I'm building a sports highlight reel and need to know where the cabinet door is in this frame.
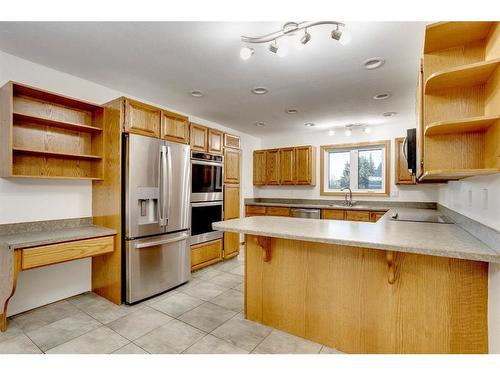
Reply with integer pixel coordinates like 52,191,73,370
224,148,240,184
279,148,295,185
395,137,415,185
321,209,345,220
161,110,189,144
191,239,222,271
265,149,280,185
344,210,371,222
190,123,208,152
224,133,241,149
208,128,223,155
370,211,387,222
253,150,266,185
246,205,266,216
295,146,315,185
123,98,161,138
223,232,240,259
224,185,240,220
266,206,290,217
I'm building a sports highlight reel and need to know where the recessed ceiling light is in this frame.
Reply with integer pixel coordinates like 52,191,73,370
328,130,335,136
383,111,397,117
251,87,269,95
240,46,254,60
363,126,372,134
363,57,385,70
373,92,392,100
304,123,315,127
254,121,266,127
285,109,298,114
190,90,204,98
345,129,352,136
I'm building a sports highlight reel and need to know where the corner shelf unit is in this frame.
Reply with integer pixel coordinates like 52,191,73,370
0,82,105,180
419,22,500,182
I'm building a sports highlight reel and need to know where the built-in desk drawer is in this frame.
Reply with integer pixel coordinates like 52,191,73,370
21,236,115,270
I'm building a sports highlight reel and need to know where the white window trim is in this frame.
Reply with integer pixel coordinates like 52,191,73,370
320,140,390,197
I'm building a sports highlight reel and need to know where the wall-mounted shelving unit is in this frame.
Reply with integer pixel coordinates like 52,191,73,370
0,81,105,180
419,22,500,182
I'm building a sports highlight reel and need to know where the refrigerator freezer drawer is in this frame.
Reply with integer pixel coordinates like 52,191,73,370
125,231,191,303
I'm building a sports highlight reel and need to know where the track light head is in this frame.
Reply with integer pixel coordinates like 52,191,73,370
269,40,279,54
331,26,342,41
240,46,254,60
300,29,311,45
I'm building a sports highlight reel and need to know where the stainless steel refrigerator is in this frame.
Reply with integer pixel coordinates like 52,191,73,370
123,133,191,303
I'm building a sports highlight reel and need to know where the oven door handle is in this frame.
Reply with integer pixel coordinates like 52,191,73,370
191,201,223,208
191,159,223,167
136,232,189,249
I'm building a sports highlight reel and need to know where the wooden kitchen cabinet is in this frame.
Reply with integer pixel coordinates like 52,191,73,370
161,110,189,144
253,150,266,185
295,146,315,185
279,148,295,184
208,128,224,154
123,98,161,138
344,210,371,222
224,148,240,184
190,123,208,152
321,209,345,220
265,149,280,185
266,206,291,217
224,133,241,149
370,211,386,222
224,185,240,220
245,205,266,216
395,137,415,185
191,239,223,271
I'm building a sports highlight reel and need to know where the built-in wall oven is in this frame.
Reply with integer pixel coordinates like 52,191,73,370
190,152,224,245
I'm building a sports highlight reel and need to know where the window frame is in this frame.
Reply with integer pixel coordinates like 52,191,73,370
320,140,391,197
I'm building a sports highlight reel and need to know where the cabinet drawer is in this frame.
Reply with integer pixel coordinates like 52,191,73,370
344,210,371,222
321,209,345,220
191,239,222,270
266,206,291,217
370,211,387,222
246,205,267,215
22,236,114,270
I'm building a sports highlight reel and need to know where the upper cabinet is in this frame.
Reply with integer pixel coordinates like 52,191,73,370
0,81,105,180
253,150,266,185
161,110,189,144
418,22,500,181
395,137,415,185
224,148,240,184
253,146,316,186
190,123,208,152
265,149,280,185
208,128,223,155
123,98,161,138
224,133,241,149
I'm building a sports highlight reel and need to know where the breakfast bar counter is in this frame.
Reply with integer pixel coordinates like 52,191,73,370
213,210,495,353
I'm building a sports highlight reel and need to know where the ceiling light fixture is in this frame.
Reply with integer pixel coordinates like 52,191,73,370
363,57,385,70
190,90,204,98
363,126,372,134
251,87,269,95
240,46,254,60
285,109,298,114
328,130,336,136
300,29,311,45
345,128,352,136
373,92,392,100
240,21,350,58
254,121,266,127
304,123,315,127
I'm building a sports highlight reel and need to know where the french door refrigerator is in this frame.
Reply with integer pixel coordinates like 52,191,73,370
123,133,191,303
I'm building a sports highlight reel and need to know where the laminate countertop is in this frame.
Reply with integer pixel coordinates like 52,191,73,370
213,208,500,263
0,218,116,251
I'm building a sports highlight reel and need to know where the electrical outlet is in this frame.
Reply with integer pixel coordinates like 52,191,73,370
481,188,488,210
468,189,473,208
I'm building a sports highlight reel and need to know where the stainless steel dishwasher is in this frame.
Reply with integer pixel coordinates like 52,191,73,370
290,208,321,219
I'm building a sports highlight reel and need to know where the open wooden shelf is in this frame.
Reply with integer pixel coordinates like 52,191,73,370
425,59,500,94
8,174,104,181
13,147,102,160
13,113,102,133
424,22,494,54
419,168,500,181
425,115,500,136
1,81,105,180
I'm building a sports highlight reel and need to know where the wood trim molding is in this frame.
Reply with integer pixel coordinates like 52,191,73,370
320,139,391,197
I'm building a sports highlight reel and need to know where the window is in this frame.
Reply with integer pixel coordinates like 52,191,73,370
320,141,390,196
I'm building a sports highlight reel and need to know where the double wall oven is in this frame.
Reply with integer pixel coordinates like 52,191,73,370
190,152,224,245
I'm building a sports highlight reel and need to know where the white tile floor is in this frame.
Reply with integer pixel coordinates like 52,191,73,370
0,246,343,354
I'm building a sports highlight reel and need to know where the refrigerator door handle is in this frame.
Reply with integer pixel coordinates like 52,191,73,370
159,145,168,228
165,144,173,226
135,232,189,249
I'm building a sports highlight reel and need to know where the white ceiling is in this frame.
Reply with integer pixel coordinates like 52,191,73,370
0,22,425,135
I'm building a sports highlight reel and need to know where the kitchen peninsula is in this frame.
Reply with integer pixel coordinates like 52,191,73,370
213,208,497,353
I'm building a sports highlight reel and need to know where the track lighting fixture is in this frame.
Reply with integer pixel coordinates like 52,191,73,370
240,21,350,58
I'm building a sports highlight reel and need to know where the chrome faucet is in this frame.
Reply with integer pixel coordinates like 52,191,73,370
341,187,353,207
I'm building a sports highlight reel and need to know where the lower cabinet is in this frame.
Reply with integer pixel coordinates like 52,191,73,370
224,232,240,259
370,211,386,222
321,209,345,220
191,239,222,271
344,210,371,222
